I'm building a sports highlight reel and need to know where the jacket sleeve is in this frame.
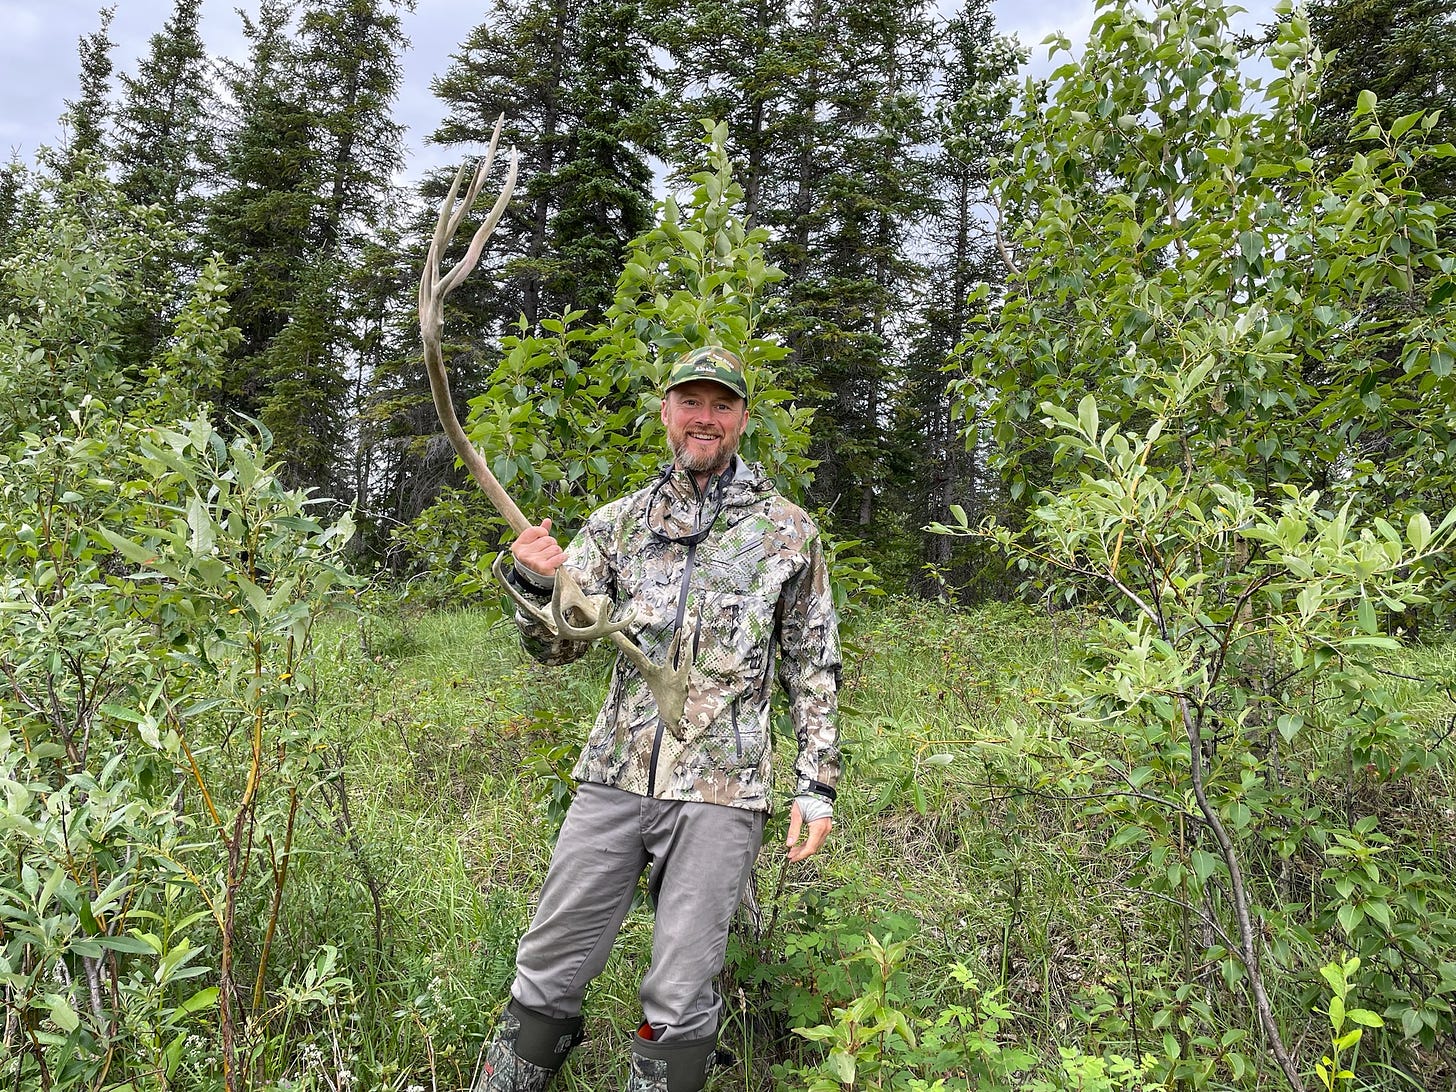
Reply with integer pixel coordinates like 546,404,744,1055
776,528,842,796
507,507,619,666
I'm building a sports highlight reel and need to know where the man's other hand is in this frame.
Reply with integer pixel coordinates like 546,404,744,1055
786,799,832,862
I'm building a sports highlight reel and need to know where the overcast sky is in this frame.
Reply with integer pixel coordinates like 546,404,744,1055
1,1,1274,179
0,0,1103,175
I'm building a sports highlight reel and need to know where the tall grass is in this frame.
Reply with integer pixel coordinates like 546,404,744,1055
270,597,1456,1090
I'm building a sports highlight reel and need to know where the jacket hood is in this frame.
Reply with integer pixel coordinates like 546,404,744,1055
657,456,773,503
647,456,776,539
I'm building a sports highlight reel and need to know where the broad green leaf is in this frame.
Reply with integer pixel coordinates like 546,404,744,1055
38,864,65,915
1390,110,1424,141
1337,903,1364,934
1108,825,1146,850
1276,714,1303,742
97,934,160,955
180,986,220,1015
1365,899,1392,929
98,528,160,566
1408,511,1432,552
1077,394,1099,439
1190,849,1219,884
47,994,80,1033
185,494,216,555
1357,598,1377,634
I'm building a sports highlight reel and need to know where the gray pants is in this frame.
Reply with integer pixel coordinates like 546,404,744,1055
510,783,766,1042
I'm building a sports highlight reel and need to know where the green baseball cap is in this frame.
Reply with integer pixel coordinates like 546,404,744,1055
664,346,748,400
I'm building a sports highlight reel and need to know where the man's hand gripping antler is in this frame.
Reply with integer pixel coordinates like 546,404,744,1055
418,117,692,736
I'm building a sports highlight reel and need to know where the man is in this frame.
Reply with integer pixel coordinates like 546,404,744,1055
475,345,841,1092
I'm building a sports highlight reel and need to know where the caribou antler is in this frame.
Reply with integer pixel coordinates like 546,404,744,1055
419,115,692,737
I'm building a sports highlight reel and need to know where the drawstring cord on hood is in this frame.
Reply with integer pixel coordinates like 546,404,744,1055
646,459,736,546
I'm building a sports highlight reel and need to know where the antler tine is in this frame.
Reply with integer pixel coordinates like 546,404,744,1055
456,113,505,215
419,137,529,533
426,163,469,267
439,152,518,298
423,118,510,302
551,586,634,641
429,116,503,258
491,553,629,637
552,567,693,734
559,607,693,738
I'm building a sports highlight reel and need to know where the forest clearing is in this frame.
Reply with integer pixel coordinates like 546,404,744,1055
6,0,1456,1088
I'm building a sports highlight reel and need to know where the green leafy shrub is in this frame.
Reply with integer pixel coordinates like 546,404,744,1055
1,411,359,1089
1,166,358,1091
948,0,1456,1084
787,935,1037,1090
402,122,881,610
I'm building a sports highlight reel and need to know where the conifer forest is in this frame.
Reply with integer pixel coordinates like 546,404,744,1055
5,0,1456,1089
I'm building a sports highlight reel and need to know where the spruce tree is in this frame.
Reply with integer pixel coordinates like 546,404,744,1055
368,0,657,542
58,6,117,179
0,159,27,254
902,3,1023,596
426,0,655,328
208,0,408,499
206,0,317,420
650,0,795,220
768,0,940,562
344,225,416,547
546,0,655,320
113,0,215,240
279,0,409,498
427,0,577,332
653,0,953,581
298,0,408,253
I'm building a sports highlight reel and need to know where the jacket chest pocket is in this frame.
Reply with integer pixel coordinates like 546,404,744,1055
702,540,770,596
619,540,683,606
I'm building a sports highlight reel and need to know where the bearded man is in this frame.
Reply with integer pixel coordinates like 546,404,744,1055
474,345,841,1092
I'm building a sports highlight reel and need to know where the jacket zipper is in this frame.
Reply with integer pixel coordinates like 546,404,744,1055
649,474,714,797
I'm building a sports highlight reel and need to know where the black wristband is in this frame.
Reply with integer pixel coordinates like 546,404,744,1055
798,778,837,802
512,559,556,592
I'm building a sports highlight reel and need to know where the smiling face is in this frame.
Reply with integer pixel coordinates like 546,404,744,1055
661,378,749,483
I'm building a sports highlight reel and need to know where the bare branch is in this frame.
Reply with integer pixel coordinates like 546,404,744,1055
995,220,1022,278
1178,693,1305,1091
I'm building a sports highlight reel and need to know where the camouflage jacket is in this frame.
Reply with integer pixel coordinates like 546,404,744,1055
507,457,841,813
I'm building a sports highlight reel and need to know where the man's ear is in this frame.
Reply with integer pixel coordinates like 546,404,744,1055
660,395,671,426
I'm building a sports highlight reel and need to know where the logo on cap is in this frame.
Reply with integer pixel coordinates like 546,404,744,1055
664,346,748,400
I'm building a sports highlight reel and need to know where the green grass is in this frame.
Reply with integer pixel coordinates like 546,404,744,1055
246,597,1456,1091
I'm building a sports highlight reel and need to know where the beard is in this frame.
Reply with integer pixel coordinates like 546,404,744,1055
667,425,737,476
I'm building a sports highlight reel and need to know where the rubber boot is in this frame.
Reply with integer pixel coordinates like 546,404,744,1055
625,1029,718,1092
472,999,583,1092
